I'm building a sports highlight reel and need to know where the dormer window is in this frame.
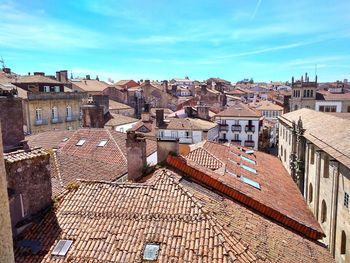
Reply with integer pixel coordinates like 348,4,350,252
76,139,86,146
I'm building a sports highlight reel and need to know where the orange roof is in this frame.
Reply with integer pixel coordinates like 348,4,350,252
216,104,261,118
168,141,324,240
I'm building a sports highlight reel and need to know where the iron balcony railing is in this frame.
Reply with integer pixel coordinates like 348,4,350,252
34,118,48,126
219,124,229,131
244,140,255,147
51,116,64,124
245,125,255,133
231,125,242,132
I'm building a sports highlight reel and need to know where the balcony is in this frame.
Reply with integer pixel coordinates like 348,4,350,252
34,118,48,126
219,124,229,131
28,92,87,101
244,140,255,147
231,139,241,145
245,125,255,133
51,116,64,124
66,115,79,122
218,138,228,143
231,125,242,132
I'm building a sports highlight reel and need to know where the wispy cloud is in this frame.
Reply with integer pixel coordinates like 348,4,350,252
251,0,262,20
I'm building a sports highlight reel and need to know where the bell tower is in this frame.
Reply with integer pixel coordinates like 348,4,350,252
290,73,317,111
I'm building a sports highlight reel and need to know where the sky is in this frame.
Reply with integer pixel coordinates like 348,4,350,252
0,0,350,83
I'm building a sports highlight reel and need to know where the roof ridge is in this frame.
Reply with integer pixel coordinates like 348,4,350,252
107,129,128,164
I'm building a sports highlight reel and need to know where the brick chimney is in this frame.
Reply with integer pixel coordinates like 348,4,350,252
141,103,151,122
156,109,164,127
184,106,193,118
81,104,105,128
0,95,26,152
0,124,15,263
200,84,207,95
126,131,146,181
196,104,210,120
145,79,150,85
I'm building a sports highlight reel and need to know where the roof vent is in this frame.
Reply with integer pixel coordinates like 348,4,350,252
143,243,160,261
51,240,73,257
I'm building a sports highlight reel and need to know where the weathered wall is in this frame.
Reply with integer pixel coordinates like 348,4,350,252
0,124,15,262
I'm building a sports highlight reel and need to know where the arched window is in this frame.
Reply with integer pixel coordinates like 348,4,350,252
321,200,327,223
66,105,72,118
341,231,346,255
52,106,58,120
309,183,313,203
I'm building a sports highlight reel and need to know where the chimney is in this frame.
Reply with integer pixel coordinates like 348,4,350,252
81,95,109,128
126,131,146,181
291,76,294,85
157,138,179,164
60,70,68,83
196,104,209,120
28,72,30,76
184,106,193,118
141,103,151,122
162,80,168,92
96,75,99,81
56,71,61,82
0,96,26,152
145,79,150,85
0,124,15,263
86,75,90,80
171,85,177,95
201,84,207,95
156,109,164,127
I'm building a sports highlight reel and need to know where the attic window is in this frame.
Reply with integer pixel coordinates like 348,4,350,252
62,137,69,142
240,163,257,174
76,139,86,146
97,139,108,147
240,176,261,190
51,240,73,257
143,243,160,261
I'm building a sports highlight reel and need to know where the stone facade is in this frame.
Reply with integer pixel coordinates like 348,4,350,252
289,73,317,111
4,149,52,236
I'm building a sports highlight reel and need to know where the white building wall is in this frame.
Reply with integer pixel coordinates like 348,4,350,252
113,122,138,133
147,151,157,166
315,101,342,112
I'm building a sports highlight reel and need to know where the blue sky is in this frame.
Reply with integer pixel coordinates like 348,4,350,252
1,0,350,82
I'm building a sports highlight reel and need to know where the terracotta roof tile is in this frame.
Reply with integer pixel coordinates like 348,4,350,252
105,113,138,127
26,130,75,150
216,103,261,118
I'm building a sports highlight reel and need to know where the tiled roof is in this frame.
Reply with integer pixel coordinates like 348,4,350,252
15,169,333,262
216,104,261,118
15,170,257,262
26,130,75,150
160,117,218,130
169,141,324,240
109,100,132,110
13,75,62,84
114,80,139,88
105,113,138,127
316,90,350,101
186,147,223,170
250,100,283,111
279,108,350,169
3,148,49,163
70,79,110,92
130,120,156,135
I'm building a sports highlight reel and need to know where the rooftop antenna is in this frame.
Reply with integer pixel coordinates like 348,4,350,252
0,56,5,69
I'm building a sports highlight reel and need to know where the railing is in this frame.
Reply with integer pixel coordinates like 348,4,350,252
231,139,241,144
51,116,64,124
157,135,178,141
34,118,48,126
219,124,229,131
218,138,228,143
245,125,255,133
28,92,87,101
244,140,255,147
66,115,79,122
231,125,242,132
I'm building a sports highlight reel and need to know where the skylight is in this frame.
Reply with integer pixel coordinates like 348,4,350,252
245,150,254,154
97,139,108,147
229,159,237,164
240,176,261,190
240,155,256,165
227,170,237,177
240,163,257,174
51,240,73,257
143,243,160,261
76,139,86,146
62,137,69,142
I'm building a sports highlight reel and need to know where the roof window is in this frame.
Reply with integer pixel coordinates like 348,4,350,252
51,240,73,257
76,139,86,146
227,170,237,177
240,176,261,189
240,155,256,165
240,163,257,174
97,139,108,147
62,137,69,142
143,243,160,261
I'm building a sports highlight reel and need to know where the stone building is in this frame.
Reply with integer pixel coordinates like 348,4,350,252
278,108,350,262
289,73,317,111
10,73,86,134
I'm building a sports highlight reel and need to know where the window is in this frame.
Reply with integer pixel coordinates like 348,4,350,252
54,86,60,92
323,155,329,178
44,86,50,92
52,106,58,120
321,200,327,223
35,108,42,121
66,105,72,117
51,240,73,257
234,133,239,141
309,183,313,203
248,134,252,141
240,155,256,165
344,192,349,208
310,145,315,164
303,90,307,97
310,90,314,97
280,145,283,156
240,176,261,190
240,163,257,174
284,149,286,162
185,131,190,138
76,139,86,146
234,120,239,125
143,244,160,261
97,139,108,147
341,231,346,255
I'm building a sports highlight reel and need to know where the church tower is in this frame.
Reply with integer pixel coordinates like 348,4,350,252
290,73,317,111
